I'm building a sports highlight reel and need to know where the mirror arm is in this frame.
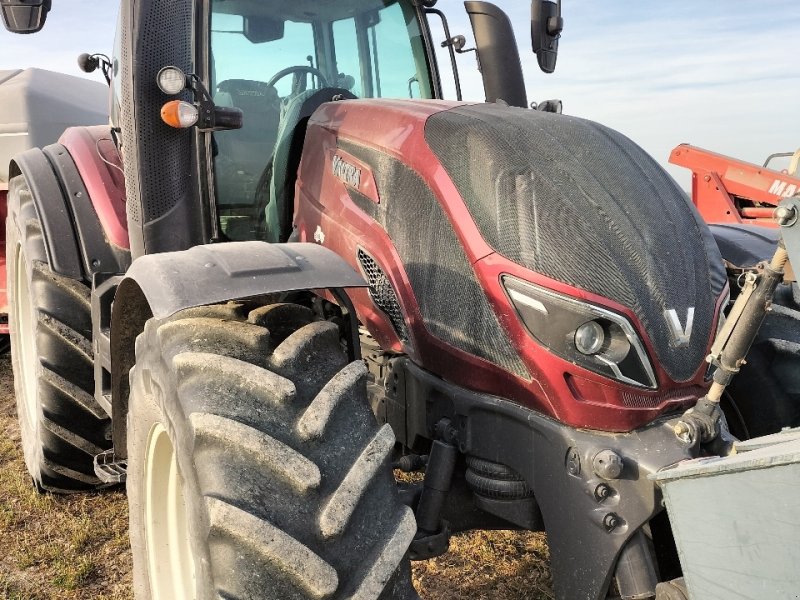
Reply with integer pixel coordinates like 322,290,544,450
424,7,463,101
549,0,563,34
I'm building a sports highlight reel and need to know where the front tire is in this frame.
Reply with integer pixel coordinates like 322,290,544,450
7,174,111,492
127,302,418,600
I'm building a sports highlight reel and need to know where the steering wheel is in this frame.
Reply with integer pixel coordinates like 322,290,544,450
266,65,329,89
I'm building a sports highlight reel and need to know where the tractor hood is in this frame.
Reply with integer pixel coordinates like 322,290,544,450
0,68,107,186
424,103,728,382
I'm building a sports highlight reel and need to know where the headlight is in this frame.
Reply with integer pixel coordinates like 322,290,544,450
156,66,188,95
574,321,605,355
503,275,657,389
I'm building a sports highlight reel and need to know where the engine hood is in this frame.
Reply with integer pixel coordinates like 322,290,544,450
424,103,727,382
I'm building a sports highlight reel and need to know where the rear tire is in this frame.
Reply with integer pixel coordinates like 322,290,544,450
127,302,418,600
723,304,800,439
7,174,111,492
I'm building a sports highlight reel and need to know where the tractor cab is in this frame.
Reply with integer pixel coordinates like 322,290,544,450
207,0,437,242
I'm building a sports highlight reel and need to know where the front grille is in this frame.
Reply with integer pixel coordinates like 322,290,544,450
621,385,705,409
357,248,409,343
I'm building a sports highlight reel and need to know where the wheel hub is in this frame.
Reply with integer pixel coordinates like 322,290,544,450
144,423,196,599
14,246,38,427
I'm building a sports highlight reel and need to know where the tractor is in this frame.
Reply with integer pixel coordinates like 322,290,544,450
3,1,799,599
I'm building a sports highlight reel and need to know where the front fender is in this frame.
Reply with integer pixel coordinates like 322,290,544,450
118,241,366,319
108,241,367,454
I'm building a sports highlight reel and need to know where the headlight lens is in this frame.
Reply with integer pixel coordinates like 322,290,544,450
575,321,605,355
503,275,657,389
156,66,187,95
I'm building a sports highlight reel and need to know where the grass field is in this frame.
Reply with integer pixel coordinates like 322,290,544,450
0,353,553,599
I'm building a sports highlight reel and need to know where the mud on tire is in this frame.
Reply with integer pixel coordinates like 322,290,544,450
7,174,111,492
127,302,418,600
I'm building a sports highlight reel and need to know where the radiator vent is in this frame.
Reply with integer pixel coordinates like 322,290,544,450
621,386,705,409
357,248,409,343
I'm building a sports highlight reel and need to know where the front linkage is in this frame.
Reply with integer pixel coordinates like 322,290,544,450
675,196,800,452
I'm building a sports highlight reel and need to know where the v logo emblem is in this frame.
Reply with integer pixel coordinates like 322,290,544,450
664,308,695,348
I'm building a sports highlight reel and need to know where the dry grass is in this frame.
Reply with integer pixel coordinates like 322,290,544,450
0,353,553,599
413,529,553,599
0,354,131,600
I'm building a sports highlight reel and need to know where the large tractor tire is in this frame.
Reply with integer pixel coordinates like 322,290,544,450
127,302,418,600
6,175,111,492
723,302,800,439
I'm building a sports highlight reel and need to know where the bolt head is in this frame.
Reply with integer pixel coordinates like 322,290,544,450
775,205,797,226
592,449,623,480
594,483,612,501
603,512,621,531
566,448,581,476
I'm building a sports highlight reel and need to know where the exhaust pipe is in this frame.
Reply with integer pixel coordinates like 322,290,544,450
464,1,528,108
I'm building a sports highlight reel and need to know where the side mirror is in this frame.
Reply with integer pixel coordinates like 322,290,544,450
531,0,563,73
0,0,51,34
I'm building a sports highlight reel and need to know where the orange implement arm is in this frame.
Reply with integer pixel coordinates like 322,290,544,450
670,144,800,228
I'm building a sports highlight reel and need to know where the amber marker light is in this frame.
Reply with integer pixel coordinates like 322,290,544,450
160,100,199,129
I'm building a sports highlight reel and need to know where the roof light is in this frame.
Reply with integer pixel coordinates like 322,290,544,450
160,100,199,129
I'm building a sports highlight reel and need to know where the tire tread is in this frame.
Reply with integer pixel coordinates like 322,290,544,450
129,305,416,599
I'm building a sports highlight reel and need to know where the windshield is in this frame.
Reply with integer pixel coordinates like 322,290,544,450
209,0,434,242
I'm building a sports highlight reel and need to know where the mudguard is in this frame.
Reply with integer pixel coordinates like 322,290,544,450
10,148,85,279
118,242,366,319
10,142,130,280
108,241,368,454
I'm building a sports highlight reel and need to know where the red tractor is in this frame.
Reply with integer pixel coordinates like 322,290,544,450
3,1,796,599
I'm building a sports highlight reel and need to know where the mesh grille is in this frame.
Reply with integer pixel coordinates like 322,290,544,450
621,385,705,409
139,0,193,222
341,140,529,380
357,248,409,343
119,1,137,224
119,0,195,228
425,104,727,382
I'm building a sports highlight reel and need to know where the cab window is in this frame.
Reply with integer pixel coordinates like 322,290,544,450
209,0,433,242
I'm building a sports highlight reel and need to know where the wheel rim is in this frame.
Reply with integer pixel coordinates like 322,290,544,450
144,423,196,600
14,245,38,427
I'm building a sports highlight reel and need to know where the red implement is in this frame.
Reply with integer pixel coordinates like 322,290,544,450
670,144,800,227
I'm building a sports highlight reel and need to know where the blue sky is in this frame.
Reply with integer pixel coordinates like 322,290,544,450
1,0,797,187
